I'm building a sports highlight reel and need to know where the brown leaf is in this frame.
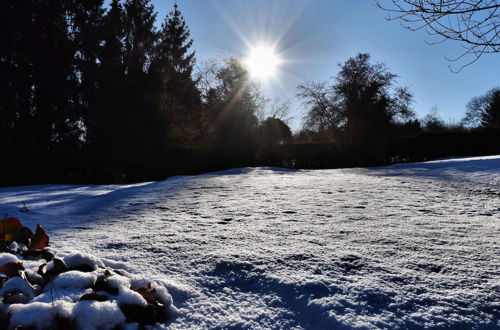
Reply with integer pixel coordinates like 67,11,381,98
0,262,25,278
134,283,157,304
29,224,49,250
0,218,22,242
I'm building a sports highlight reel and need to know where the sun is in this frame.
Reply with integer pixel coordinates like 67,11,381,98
245,45,281,80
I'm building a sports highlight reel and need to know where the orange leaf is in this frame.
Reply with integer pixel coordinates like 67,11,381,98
134,283,157,304
0,218,22,241
0,262,24,277
29,225,49,250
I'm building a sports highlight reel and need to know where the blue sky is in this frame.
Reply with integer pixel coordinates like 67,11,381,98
152,0,499,130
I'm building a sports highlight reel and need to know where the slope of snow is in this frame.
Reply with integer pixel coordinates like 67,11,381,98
0,155,499,329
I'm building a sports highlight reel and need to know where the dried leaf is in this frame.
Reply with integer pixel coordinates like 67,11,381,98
134,283,157,304
0,262,24,278
29,225,49,250
0,218,22,242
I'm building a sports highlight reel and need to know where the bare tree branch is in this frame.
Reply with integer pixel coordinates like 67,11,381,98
376,0,500,71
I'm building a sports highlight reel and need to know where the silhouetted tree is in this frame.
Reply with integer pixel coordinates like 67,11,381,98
202,58,261,159
0,0,85,183
422,107,447,131
23,1,81,153
89,0,126,168
0,0,33,155
392,119,422,136
463,87,500,128
298,53,415,152
123,0,157,75
115,0,169,169
256,98,292,124
259,117,292,147
67,0,105,144
153,3,202,145
377,0,500,69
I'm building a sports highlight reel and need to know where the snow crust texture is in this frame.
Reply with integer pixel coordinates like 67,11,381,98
1,155,499,329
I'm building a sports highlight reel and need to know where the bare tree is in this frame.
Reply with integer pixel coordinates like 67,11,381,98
257,98,293,124
376,0,500,70
422,106,447,131
462,87,500,128
298,53,415,142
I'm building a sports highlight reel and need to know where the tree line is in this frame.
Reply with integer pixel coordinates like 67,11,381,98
293,53,500,165
1,0,499,185
0,0,270,184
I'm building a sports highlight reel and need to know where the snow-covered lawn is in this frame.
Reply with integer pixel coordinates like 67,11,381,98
1,155,499,329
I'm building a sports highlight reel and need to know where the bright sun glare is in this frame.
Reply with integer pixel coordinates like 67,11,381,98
245,45,281,80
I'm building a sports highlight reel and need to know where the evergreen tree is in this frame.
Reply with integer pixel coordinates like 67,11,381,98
0,0,34,156
154,3,201,145
67,0,105,145
91,0,126,170
0,0,83,182
101,0,125,72
30,0,80,153
116,0,168,172
123,0,157,75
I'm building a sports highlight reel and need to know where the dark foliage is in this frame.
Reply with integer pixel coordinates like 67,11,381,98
0,1,203,184
298,53,416,163
463,87,500,129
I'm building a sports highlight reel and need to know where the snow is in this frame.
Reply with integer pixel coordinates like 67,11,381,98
62,252,105,270
0,251,174,328
0,277,35,300
0,253,19,266
72,300,126,330
8,301,73,329
0,155,499,329
52,271,98,289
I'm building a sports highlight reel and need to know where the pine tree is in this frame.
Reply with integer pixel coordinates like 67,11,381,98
30,0,80,153
114,0,168,172
0,0,34,156
90,0,126,170
67,0,105,145
123,0,158,75
101,0,125,72
0,0,82,182
154,3,201,145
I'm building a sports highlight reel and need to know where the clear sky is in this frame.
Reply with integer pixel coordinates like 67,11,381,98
152,0,499,130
